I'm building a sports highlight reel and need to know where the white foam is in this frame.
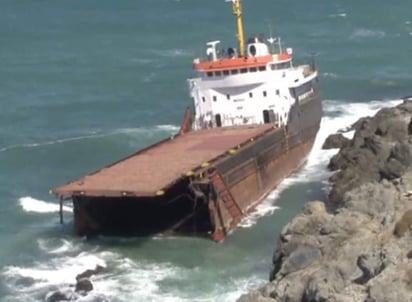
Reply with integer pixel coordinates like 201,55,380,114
38,239,77,254
155,124,181,132
350,28,386,39
322,72,339,78
19,197,72,213
296,98,402,182
238,98,403,228
2,250,187,301
329,13,347,18
154,48,193,58
2,245,266,302
0,124,180,153
2,252,108,302
4,99,406,302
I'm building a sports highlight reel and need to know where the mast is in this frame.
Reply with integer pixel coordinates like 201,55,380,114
228,0,246,57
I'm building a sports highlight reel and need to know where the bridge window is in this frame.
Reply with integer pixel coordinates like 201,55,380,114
231,69,239,75
223,70,229,75
215,71,221,76
270,62,290,70
259,66,266,71
240,68,247,74
207,72,213,77
250,67,257,72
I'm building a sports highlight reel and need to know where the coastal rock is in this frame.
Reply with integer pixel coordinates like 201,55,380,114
75,278,93,293
322,133,349,150
46,291,72,302
238,100,412,302
328,100,412,203
44,265,104,301
76,265,104,281
237,290,278,302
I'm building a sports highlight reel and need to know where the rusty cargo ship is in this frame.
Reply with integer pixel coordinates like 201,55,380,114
52,0,322,242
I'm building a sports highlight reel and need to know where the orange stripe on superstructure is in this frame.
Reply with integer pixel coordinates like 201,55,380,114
277,53,291,60
193,54,292,72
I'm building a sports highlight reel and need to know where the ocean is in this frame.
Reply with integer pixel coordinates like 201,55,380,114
0,0,411,301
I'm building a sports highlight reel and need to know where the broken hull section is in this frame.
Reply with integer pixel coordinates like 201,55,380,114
71,125,318,242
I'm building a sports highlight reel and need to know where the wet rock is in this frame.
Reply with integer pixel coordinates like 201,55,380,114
76,265,104,281
303,265,346,302
46,291,71,302
394,209,412,238
279,244,321,276
354,249,387,284
322,133,349,150
75,278,94,293
238,100,412,302
237,290,278,302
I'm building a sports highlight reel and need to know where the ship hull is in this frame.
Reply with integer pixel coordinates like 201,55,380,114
69,87,322,241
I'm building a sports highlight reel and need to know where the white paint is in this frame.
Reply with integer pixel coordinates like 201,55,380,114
188,39,318,130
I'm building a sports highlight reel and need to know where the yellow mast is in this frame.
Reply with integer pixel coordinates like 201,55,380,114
231,0,246,57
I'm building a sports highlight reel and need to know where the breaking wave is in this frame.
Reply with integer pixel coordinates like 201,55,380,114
350,28,386,39
322,72,339,78
4,99,405,302
150,48,193,58
329,13,347,18
19,197,72,213
2,242,265,302
37,239,78,254
0,124,179,153
239,98,403,228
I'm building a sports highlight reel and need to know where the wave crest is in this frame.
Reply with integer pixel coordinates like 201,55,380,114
19,197,72,213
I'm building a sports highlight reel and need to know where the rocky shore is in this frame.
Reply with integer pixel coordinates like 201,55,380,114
45,265,104,302
238,99,412,302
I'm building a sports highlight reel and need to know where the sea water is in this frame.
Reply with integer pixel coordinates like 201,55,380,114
0,0,411,301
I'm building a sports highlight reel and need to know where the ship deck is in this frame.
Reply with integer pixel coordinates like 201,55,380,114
53,124,277,198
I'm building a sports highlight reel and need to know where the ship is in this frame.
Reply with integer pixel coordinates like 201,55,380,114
52,0,322,242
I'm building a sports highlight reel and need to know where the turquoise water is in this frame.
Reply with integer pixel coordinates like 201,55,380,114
0,0,410,301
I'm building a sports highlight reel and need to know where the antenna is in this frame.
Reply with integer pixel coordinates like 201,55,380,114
278,36,282,53
267,37,276,54
226,0,245,57
266,23,276,54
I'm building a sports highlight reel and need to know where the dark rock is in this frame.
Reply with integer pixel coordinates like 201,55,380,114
280,244,321,276
76,265,104,281
46,291,71,302
354,249,387,284
303,265,345,302
237,291,277,302
341,181,396,219
322,133,349,150
75,278,93,293
394,209,412,237
381,142,412,180
238,101,412,302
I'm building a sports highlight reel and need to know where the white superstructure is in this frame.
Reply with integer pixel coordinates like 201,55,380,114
187,0,318,130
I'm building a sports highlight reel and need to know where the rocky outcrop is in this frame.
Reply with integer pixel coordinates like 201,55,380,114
45,265,104,301
322,133,350,150
238,99,412,302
